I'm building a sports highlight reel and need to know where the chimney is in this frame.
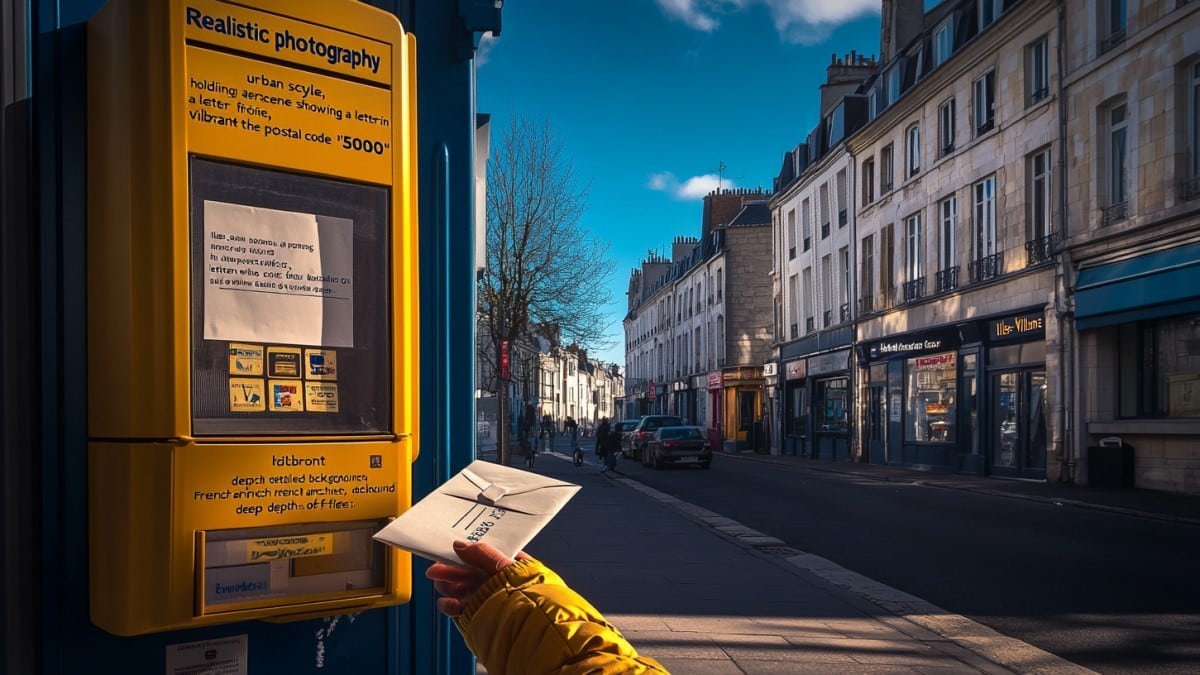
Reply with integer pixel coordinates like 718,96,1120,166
880,0,924,63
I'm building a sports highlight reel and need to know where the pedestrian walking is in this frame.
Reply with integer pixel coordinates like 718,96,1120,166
602,419,621,473
594,418,611,473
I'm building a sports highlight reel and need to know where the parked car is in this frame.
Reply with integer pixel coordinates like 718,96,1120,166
644,425,712,469
624,415,684,462
609,419,641,458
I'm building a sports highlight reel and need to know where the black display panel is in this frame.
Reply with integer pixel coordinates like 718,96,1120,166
190,158,391,435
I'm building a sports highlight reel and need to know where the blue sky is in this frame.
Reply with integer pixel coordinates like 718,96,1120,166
476,0,885,366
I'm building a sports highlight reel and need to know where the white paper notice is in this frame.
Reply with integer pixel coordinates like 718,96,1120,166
204,200,354,347
165,634,247,675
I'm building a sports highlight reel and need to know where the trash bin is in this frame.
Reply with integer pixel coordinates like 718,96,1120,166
1089,436,1134,488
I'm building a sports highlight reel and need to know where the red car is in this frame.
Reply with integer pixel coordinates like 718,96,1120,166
624,415,684,462
644,425,712,470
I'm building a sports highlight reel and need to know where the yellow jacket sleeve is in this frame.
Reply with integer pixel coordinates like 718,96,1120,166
454,557,669,675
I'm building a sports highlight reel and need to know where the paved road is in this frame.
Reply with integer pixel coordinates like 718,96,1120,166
611,451,1200,674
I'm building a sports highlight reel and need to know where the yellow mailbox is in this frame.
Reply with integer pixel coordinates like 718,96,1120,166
87,0,418,635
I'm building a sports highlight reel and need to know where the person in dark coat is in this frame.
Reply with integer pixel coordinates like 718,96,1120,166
602,420,622,473
594,418,611,461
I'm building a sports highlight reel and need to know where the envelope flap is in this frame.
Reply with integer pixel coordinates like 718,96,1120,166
442,460,579,515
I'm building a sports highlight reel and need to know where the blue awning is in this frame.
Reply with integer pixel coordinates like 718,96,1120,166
1075,241,1200,330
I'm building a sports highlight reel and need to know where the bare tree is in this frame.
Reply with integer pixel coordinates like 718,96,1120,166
478,116,614,465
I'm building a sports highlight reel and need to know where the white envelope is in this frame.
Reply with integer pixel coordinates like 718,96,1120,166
373,460,581,566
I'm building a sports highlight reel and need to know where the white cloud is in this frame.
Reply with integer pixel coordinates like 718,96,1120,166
475,32,498,66
654,0,878,45
647,171,735,199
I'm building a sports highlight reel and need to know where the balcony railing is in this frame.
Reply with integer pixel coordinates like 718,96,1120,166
935,266,959,293
1025,232,1057,266
805,316,815,332
1180,177,1200,202
881,180,894,194
840,303,850,322
879,286,896,310
822,309,832,328
1101,201,1127,226
941,143,955,157
1099,28,1125,55
859,294,874,313
968,252,1004,283
902,277,926,303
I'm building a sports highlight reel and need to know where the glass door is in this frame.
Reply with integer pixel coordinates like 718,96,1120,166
990,369,1047,478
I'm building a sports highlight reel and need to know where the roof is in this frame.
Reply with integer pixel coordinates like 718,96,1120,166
727,200,771,227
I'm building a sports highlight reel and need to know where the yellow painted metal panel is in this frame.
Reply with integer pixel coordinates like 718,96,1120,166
87,0,419,635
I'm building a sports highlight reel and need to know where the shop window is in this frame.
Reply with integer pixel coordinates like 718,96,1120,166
905,352,957,442
815,377,848,432
1118,315,1200,417
788,384,808,436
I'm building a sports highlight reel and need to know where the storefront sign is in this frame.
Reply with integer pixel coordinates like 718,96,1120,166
706,373,722,390
762,362,778,377
989,312,1045,341
785,360,806,380
808,349,849,376
866,327,959,360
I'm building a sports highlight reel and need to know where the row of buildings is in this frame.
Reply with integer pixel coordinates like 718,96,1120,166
623,0,1200,494
476,325,625,443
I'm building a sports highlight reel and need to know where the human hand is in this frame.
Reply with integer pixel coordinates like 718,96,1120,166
425,541,525,617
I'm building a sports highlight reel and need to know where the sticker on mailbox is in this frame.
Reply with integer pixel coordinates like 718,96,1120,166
246,533,333,563
229,343,264,376
305,382,339,413
229,378,266,412
269,380,304,412
268,346,302,378
305,348,337,380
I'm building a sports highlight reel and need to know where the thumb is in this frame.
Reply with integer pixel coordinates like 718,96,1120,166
453,540,515,573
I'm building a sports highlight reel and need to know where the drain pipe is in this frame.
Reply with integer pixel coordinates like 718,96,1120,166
1053,0,1076,482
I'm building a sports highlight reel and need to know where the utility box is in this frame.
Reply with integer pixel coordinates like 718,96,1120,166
1089,437,1135,488
87,0,419,635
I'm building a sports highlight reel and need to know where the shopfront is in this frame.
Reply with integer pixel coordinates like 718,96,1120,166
721,366,765,452
707,371,723,450
859,308,1047,477
1074,243,1200,492
809,349,852,460
783,359,807,456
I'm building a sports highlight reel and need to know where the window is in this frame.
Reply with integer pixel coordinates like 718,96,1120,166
819,183,831,238
933,20,953,67
880,223,895,308
1106,100,1129,211
836,170,848,227
821,254,833,326
906,123,921,178
862,157,876,205
801,198,812,250
1099,0,1127,54
939,98,956,156
868,88,878,119
972,175,999,281
788,274,799,337
1188,61,1200,201
839,247,850,320
815,377,849,431
905,213,923,282
974,70,995,135
1028,148,1052,242
1118,315,1200,418
1027,36,1050,105
905,352,957,442
939,195,957,274
881,143,895,192
1192,62,1200,181
786,208,797,260
861,234,874,311
978,0,1002,29
886,65,902,107
802,267,813,331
